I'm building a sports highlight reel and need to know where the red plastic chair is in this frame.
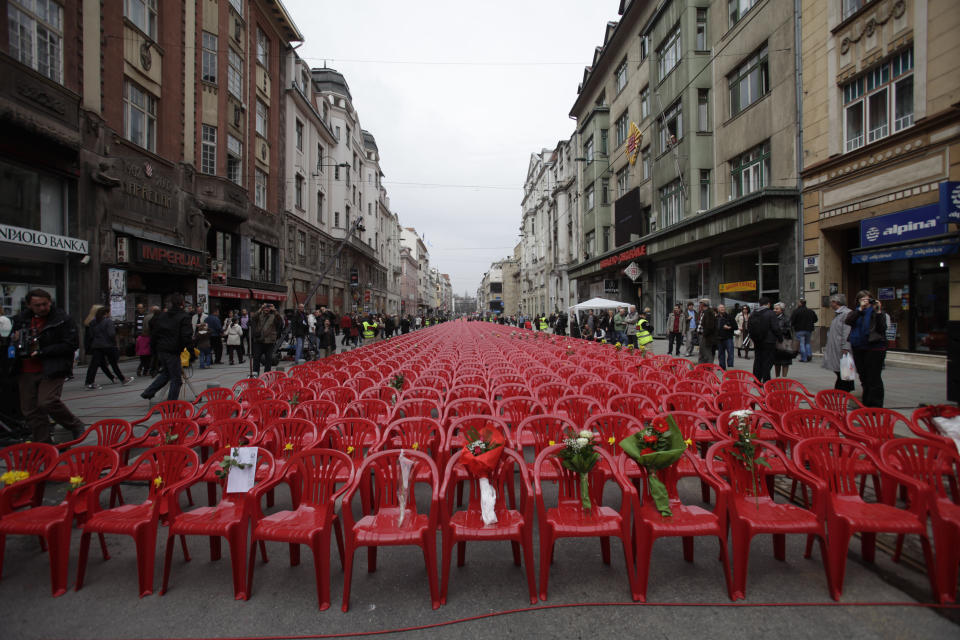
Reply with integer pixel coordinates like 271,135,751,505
320,386,358,409
534,445,638,601
192,387,234,408
194,399,242,430
775,409,846,505
722,369,760,385
814,389,864,421
292,399,340,432
0,446,120,596
453,374,487,389
909,404,960,447
359,385,400,406
442,398,495,427
161,447,276,600
843,407,910,450
390,397,442,421
247,448,354,610
764,378,815,399
343,398,392,427
535,382,574,411
344,376,376,395
793,437,936,600
377,417,445,479
440,447,536,604
307,378,339,395
514,414,578,462
54,418,133,456
247,399,290,430
0,442,58,512
446,384,489,402
490,383,531,402
258,371,286,386
674,379,719,396
619,452,733,601
232,378,265,397
553,395,603,427
130,400,194,428
705,440,828,600
606,393,658,421
663,392,713,415
259,418,318,464
277,386,316,405
340,449,441,611
496,396,546,434
569,372,601,389
583,412,642,457
605,371,637,390
75,445,200,596
713,391,762,415
763,390,815,423
238,386,276,412
881,438,960,603
719,379,765,399
580,381,620,406
402,386,445,403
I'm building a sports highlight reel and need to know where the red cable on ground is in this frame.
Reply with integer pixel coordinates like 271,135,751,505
120,600,960,640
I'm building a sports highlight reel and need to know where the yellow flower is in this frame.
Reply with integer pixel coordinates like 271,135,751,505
284,442,294,452
1,470,29,485
69,476,84,490
548,440,555,446
153,476,163,488
412,442,419,450
346,445,355,454
684,438,694,448
607,437,616,445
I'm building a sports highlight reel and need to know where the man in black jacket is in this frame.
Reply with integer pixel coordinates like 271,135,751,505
141,294,194,401
12,289,85,443
748,297,782,383
790,298,818,363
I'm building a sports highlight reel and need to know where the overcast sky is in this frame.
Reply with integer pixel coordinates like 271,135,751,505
284,0,622,296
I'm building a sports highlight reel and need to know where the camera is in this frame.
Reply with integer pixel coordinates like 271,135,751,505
869,298,877,305
14,330,38,359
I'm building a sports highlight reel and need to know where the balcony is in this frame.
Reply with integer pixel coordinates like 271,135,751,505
0,52,81,148
195,174,250,223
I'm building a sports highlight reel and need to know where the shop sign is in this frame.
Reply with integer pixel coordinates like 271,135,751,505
718,280,757,294
941,181,960,222
208,284,249,299
598,244,647,270
877,287,895,300
803,255,819,273
134,239,204,271
851,240,959,264
859,204,945,248
0,223,88,254
251,289,286,302
624,262,641,281
603,279,619,293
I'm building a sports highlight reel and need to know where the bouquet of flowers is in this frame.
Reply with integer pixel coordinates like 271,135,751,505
727,410,769,510
389,373,406,392
618,415,688,517
1,470,29,486
461,425,505,525
555,429,600,510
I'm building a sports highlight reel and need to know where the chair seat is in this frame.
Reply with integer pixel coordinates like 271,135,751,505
732,496,822,533
448,509,524,538
936,499,960,525
830,496,925,533
169,502,245,535
639,502,721,535
0,504,69,535
82,503,154,534
253,506,334,543
354,508,430,545
545,504,622,536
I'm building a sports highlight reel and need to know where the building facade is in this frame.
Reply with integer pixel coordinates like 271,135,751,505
800,0,960,358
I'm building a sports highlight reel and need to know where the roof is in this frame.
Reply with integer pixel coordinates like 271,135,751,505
260,0,303,42
311,67,352,102
362,130,378,151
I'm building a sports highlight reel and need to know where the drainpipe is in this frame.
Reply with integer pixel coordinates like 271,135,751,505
794,0,805,311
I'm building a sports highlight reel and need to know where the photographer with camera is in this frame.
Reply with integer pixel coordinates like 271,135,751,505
11,289,85,443
251,303,283,376
845,289,887,407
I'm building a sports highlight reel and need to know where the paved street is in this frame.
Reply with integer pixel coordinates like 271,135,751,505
0,335,956,640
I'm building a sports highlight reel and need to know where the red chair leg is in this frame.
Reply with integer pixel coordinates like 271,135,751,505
717,536,734,600
730,525,752,600
135,525,158,597
341,545,356,612
367,546,377,573
49,523,71,597
861,532,876,563
333,518,345,567
246,538,259,598
892,534,905,562
634,529,654,603
210,535,221,561
932,524,958,604
511,540,521,566
98,532,110,561
456,540,466,567
826,525,852,600
228,526,249,600
313,530,333,610
440,531,454,605
160,533,176,595
773,534,786,561
179,534,191,562
290,542,300,566
538,531,553,601
75,531,92,591
522,530,537,605
682,536,694,562
422,535,440,610
600,535,611,564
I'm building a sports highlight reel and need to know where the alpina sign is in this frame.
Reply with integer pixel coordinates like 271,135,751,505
0,223,88,254
859,204,946,248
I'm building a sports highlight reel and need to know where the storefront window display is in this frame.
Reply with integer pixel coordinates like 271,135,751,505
861,258,948,353
720,246,779,308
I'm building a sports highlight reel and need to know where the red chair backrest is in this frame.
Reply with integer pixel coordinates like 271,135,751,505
149,418,202,447
360,385,400,405
764,378,813,398
320,386,359,408
763,390,814,416
606,393,657,420
446,415,511,453
238,387,275,405
292,399,340,431
496,396,546,430
402,387,445,403
844,408,910,448
320,417,381,465
515,414,578,458
197,399,242,423
793,436,879,496
248,399,290,429
713,391,761,414
706,439,790,499
391,398,441,420
490,383,531,402
280,449,354,508
232,378,266,396
442,398,494,425
85,419,134,448
535,382,575,410
207,419,259,449
134,445,200,502
261,418,319,460
445,385,488,402
554,395,603,426
343,398,391,425
193,387,234,406
777,409,843,443
584,412,642,455
378,417,444,461
881,437,960,501
714,409,779,441
655,411,712,443
663,392,712,415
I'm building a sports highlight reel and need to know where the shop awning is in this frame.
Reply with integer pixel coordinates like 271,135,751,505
208,284,249,299
251,288,287,302
851,238,959,264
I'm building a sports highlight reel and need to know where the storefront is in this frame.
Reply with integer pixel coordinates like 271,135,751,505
208,283,253,317
0,224,87,318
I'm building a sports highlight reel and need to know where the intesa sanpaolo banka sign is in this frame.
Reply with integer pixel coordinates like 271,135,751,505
0,223,89,254
859,203,946,248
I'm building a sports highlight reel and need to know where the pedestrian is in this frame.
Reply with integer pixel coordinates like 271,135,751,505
340,313,353,348
317,318,337,357
684,302,697,357
239,308,249,362
613,307,627,345
790,298,818,363
251,303,284,375
195,322,212,369
772,302,795,378
696,299,717,364
141,294,194,402
83,306,132,388
636,311,654,353
400,314,411,334
291,303,309,361
206,309,223,364
845,290,886,407
666,304,685,355
135,329,151,377
134,303,145,337
11,289,86,443
747,297,782,383
822,294,854,392
225,318,243,364
735,306,751,359
716,303,735,370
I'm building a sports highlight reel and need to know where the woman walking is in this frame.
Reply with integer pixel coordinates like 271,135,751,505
225,318,244,364
772,302,795,378
735,306,751,359
84,305,133,389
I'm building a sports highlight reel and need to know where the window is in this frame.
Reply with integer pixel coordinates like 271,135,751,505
585,231,596,257
614,58,628,94
249,168,264,208
294,175,304,209
8,0,63,84
584,136,594,164
728,0,760,27
295,119,304,151
201,124,217,175
227,48,243,100
255,99,267,137
297,230,306,266
639,35,649,61
697,89,709,131
615,111,629,147
125,0,157,40
595,90,606,107
842,48,913,152
316,143,324,172
334,211,340,227
228,0,243,17
226,135,242,185
696,8,708,50
659,100,682,153
600,129,608,155
602,226,611,253
729,44,769,116
123,79,157,151
601,178,610,206
641,146,650,180
842,0,866,20
617,167,628,197
640,86,650,120
345,126,351,148
317,191,324,223
201,32,217,83
256,27,269,68
699,170,711,210
334,165,340,180
585,184,595,211
658,24,681,80
730,140,770,198
250,241,276,283
659,179,684,227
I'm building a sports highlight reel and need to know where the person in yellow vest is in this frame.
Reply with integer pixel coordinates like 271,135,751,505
636,314,654,352
538,314,548,332
361,315,378,342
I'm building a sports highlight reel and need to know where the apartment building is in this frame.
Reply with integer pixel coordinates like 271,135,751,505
800,0,960,358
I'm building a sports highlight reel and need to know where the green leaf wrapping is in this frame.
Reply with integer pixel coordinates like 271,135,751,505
617,416,688,517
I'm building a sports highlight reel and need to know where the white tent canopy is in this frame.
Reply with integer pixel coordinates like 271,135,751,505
568,297,631,313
